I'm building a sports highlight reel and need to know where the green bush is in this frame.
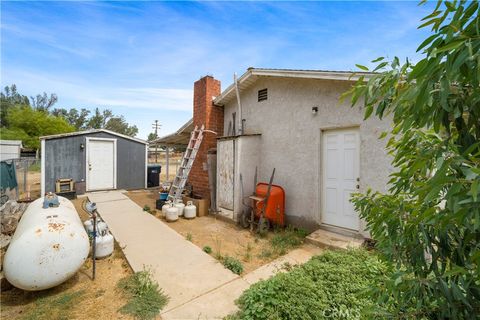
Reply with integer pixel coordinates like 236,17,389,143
222,256,244,275
231,249,391,320
203,245,212,254
117,270,169,320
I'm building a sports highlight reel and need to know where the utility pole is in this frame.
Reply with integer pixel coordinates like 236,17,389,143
152,120,161,163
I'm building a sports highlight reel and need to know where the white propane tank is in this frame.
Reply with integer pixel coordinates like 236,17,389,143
95,232,114,259
3,196,89,291
184,201,196,219
165,204,179,222
83,218,107,235
175,199,185,217
161,200,171,218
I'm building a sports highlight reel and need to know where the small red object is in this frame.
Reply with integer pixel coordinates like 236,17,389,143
254,183,285,226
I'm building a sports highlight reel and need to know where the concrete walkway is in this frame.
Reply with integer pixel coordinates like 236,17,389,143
88,190,323,319
87,191,238,311
161,245,322,320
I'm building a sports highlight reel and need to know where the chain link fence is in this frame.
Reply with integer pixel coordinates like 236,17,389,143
1,158,41,205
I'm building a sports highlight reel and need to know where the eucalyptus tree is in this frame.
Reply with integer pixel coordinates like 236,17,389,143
344,1,479,318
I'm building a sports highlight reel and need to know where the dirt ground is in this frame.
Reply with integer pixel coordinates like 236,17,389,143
127,189,294,273
1,198,134,320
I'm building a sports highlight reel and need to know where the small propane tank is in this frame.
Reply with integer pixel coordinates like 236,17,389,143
83,218,107,236
165,204,179,222
174,199,185,217
162,200,172,218
184,201,196,219
95,232,114,259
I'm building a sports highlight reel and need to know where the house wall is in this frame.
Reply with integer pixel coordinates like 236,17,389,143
43,132,146,193
222,77,392,234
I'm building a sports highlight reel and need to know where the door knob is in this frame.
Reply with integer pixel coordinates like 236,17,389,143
356,184,360,189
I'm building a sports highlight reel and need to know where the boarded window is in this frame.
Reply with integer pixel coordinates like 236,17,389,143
258,88,268,102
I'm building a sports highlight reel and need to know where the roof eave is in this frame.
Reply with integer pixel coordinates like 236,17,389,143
213,68,375,106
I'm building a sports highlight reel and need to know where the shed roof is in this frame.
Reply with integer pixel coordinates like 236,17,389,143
213,68,376,106
151,118,193,147
40,129,148,145
0,140,23,146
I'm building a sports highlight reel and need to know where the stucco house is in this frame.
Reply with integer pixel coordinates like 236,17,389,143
156,68,392,238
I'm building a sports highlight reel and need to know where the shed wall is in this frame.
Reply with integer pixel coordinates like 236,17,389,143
44,132,146,193
222,77,393,234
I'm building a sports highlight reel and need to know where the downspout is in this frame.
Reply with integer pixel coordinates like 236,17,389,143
234,73,243,135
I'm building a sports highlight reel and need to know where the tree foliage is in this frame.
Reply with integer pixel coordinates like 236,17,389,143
0,86,139,148
0,105,74,149
345,1,479,318
0,84,30,127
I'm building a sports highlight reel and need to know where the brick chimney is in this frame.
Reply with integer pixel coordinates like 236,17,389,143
188,75,223,200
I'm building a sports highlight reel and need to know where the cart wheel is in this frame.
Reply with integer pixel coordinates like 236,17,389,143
239,211,251,229
257,216,270,234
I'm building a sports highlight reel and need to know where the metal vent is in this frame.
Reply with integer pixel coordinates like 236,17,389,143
258,88,268,102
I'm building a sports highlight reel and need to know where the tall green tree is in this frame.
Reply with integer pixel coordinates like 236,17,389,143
0,84,30,127
0,105,74,149
51,107,91,130
344,1,479,318
105,116,139,137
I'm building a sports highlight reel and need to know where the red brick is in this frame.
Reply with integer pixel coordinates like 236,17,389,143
188,76,223,200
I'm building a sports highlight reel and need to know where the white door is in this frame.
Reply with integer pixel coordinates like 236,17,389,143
87,138,116,191
322,128,360,230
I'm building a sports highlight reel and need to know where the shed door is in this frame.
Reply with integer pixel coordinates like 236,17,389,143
87,138,116,191
217,140,234,210
322,128,360,230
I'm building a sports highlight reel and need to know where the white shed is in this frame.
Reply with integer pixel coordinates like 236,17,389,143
0,140,22,161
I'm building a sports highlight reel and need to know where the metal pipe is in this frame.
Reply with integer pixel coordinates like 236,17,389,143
92,210,97,280
234,73,243,135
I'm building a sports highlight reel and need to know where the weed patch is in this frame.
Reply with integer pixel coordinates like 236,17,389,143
203,245,212,254
222,256,244,275
117,269,169,320
231,249,390,320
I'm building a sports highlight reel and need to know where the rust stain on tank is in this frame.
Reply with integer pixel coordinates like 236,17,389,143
52,243,60,250
48,222,65,232
35,228,42,235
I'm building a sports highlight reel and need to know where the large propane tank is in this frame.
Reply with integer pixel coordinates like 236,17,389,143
174,199,185,217
3,196,90,291
184,201,196,219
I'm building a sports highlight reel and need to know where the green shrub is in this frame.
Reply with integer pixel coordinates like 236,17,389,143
203,245,212,254
222,256,244,275
186,233,193,241
232,249,391,320
117,270,169,320
143,205,151,212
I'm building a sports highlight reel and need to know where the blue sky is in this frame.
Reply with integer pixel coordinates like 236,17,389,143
1,1,434,139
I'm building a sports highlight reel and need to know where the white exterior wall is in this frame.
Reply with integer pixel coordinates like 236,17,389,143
222,77,392,235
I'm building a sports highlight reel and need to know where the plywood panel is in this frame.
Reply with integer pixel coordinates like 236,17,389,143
217,140,234,210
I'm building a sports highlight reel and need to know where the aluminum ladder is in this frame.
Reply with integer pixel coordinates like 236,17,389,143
167,124,204,202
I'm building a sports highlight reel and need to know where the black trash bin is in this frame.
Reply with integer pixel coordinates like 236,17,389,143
147,164,161,187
